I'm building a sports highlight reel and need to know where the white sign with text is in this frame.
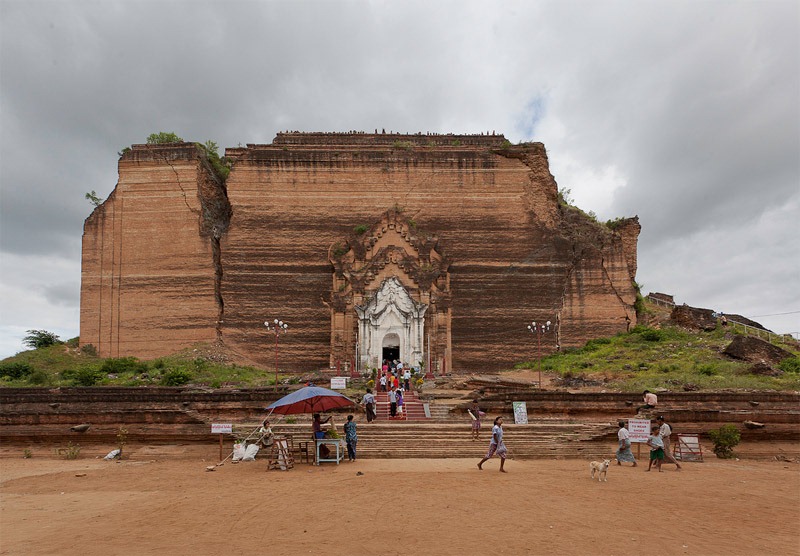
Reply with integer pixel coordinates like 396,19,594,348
628,419,651,443
330,377,347,390
211,423,233,434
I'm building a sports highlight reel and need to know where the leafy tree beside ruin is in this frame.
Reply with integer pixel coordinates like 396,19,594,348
22,330,62,349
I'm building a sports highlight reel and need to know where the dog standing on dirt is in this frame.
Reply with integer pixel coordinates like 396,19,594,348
590,459,610,481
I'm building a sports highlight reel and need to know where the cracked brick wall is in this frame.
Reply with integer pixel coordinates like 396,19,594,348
80,134,639,371
80,143,224,358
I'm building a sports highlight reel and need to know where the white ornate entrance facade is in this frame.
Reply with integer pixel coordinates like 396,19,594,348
327,209,452,373
356,277,427,368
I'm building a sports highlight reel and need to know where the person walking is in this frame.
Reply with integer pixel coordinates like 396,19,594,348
469,400,484,441
403,367,412,391
615,420,637,467
379,373,387,392
362,388,376,422
657,416,682,470
396,388,404,417
646,425,665,472
389,386,398,417
477,416,508,472
343,414,358,462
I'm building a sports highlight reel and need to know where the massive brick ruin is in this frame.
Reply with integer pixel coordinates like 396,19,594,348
80,132,640,372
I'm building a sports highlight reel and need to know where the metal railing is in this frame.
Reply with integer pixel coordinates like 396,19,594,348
645,294,799,345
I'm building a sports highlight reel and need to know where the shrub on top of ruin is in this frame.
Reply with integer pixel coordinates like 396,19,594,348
147,131,184,144
605,217,628,230
392,140,413,150
557,187,574,207
197,140,231,180
353,224,369,235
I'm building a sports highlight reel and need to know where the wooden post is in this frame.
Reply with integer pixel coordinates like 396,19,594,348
219,434,223,461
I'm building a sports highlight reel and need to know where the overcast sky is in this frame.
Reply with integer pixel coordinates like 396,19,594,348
1,0,798,358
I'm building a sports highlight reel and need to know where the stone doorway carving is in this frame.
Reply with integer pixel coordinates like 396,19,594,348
356,277,427,368
327,209,452,372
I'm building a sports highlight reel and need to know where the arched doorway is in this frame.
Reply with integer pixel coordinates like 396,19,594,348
382,332,400,364
327,209,452,372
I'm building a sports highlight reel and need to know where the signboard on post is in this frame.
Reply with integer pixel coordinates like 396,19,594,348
330,377,347,390
512,401,529,424
628,419,651,443
211,423,232,461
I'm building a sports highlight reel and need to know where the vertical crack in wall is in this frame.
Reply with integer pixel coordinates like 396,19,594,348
197,154,232,341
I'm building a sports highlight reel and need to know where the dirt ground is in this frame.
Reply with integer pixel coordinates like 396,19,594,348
1,444,798,556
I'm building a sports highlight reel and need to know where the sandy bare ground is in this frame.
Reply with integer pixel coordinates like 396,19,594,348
1,445,798,556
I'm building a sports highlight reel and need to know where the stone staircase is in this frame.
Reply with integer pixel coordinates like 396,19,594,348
270,419,615,460
374,390,429,420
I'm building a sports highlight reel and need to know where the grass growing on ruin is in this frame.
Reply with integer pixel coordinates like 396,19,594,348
514,324,800,392
0,343,283,389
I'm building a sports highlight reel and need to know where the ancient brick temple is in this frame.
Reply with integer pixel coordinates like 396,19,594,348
80,132,641,373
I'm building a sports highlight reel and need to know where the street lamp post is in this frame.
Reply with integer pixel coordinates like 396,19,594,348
527,320,551,390
265,319,288,392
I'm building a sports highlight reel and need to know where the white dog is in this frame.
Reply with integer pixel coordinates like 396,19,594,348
590,459,610,481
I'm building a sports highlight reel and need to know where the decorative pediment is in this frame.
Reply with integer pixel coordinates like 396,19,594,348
329,209,450,295
355,277,428,324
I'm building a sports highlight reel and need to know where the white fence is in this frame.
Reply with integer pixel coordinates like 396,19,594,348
645,294,799,345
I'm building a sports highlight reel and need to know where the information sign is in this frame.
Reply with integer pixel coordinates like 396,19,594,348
330,377,347,389
211,423,233,434
512,401,528,424
628,418,651,443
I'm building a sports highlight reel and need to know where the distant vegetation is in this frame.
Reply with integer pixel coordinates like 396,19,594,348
515,320,800,392
0,341,280,389
3,299,798,391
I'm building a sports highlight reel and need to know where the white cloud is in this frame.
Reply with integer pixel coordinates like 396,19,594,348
1,0,797,357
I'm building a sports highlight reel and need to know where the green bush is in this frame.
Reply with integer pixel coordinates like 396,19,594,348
81,344,97,356
101,357,148,375
66,368,102,387
697,364,716,376
777,357,800,373
0,361,33,379
707,424,741,459
584,338,611,351
631,326,662,342
161,369,192,386
27,369,51,385
147,131,183,144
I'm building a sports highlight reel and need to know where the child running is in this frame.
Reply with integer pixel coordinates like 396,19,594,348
477,416,507,472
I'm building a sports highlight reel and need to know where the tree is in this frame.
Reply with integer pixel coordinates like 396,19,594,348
85,190,102,207
146,132,184,144
22,330,62,349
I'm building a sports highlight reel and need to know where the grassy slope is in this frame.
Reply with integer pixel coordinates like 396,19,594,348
3,300,799,391
513,302,800,392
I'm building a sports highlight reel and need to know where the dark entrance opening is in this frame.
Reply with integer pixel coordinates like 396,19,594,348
382,346,400,364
